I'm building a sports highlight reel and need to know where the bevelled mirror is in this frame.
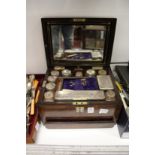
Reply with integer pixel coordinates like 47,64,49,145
51,25,106,61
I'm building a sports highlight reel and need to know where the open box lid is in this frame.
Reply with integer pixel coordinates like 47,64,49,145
41,18,116,68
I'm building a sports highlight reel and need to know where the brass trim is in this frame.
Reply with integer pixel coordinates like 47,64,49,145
72,102,88,105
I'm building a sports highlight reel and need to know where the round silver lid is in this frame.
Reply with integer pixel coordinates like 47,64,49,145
98,69,107,75
86,69,96,76
47,76,57,82
62,69,71,77
45,82,56,90
51,70,59,77
44,91,54,100
54,66,65,71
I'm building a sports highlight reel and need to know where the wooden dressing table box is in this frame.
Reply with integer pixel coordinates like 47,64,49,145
38,18,123,128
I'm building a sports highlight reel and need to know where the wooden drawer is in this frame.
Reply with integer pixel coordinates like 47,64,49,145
43,106,115,118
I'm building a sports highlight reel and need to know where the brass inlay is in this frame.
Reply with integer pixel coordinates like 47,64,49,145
72,102,88,105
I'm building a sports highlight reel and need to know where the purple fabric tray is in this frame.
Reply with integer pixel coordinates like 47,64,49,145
67,53,92,60
62,77,99,90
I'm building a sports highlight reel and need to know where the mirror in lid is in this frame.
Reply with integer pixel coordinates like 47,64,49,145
42,18,116,67
52,25,106,61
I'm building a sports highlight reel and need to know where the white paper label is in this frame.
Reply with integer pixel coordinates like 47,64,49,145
87,107,94,113
99,109,109,114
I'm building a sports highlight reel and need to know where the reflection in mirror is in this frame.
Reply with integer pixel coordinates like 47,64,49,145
51,25,106,61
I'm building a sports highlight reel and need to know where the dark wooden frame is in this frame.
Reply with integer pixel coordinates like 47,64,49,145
41,18,117,68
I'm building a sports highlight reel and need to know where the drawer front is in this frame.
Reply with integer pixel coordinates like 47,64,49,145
43,105,115,119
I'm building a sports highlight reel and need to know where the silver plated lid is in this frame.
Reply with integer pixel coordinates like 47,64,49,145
98,69,107,75
86,69,96,76
44,91,54,101
47,76,57,82
51,70,59,77
45,82,56,90
54,66,65,71
62,69,71,77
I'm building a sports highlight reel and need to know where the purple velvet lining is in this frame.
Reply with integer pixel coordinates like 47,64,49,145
67,53,92,60
63,77,99,90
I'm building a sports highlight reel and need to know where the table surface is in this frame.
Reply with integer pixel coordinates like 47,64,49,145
35,123,129,146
